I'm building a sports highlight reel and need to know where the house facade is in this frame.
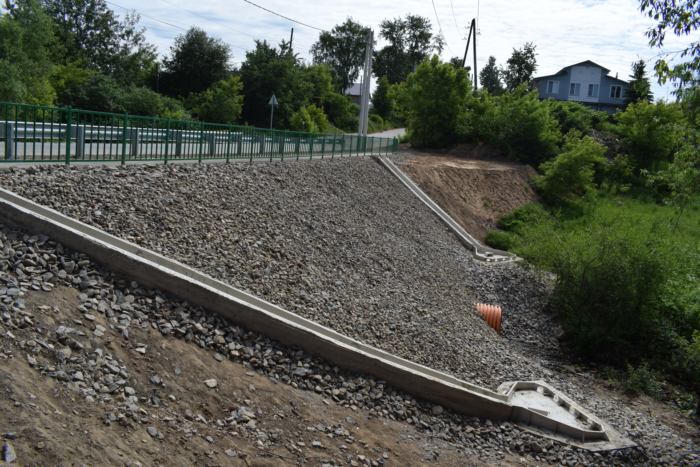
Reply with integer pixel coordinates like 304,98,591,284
532,61,630,112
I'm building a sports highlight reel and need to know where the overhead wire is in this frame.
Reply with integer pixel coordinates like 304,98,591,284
243,0,324,31
449,0,463,37
160,0,257,38
105,1,187,31
431,0,454,55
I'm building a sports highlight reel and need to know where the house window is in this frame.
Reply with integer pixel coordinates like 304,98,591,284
569,83,581,96
610,85,622,99
588,84,599,97
547,81,559,94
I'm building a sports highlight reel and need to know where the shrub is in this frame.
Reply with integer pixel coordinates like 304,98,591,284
484,230,515,250
512,208,698,366
395,55,470,148
536,131,606,204
290,105,329,133
615,100,686,171
496,203,549,231
466,85,561,166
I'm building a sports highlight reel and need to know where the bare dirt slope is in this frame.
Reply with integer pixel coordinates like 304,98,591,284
397,144,539,243
1,284,486,467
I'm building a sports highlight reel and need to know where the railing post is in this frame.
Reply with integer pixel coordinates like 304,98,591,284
236,131,243,157
309,134,313,160
65,107,72,165
121,113,128,165
175,130,182,159
2,122,14,160
164,118,171,165
278,131,285,160
130,128,139,159
225,126,232,163
249,128,254,163
295,134,301,161
76,125,85,159
321,134,326,159
198,122,204,163
208,133,215,158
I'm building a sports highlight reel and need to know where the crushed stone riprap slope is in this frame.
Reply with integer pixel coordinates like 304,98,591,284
0,155,698,465
0,158,556,388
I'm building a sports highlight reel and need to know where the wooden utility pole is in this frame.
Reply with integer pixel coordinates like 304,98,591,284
289,28,294,50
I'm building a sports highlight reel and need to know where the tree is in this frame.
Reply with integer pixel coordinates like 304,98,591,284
624,60,654,105
615,100,686,170
479,56,504,95
370,76,393,120
395,55,470,147
43,0,155,85
187,76,243,124
239,40,312,128
639,0,700,91
310,17,369,94
372,14,444,84
0,0,57,105
502,42,537,92
161,27,232,99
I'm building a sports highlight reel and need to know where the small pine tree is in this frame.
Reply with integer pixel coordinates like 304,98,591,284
623,60,654,106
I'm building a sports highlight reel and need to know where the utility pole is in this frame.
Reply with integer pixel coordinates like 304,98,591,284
357,29,374,136
461,19,478,90
289,28,294,50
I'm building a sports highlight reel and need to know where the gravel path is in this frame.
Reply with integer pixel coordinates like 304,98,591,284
0,155,698,465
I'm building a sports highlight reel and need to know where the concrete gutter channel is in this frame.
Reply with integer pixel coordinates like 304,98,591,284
374,156,516,263
0,187,634,451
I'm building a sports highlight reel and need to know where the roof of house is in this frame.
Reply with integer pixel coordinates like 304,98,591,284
533,60,628,84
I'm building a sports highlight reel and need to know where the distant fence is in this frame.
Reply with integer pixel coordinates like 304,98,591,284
0,102,398,165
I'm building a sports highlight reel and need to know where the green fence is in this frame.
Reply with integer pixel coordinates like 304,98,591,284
0,102,399,164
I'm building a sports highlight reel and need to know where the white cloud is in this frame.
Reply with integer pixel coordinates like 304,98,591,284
109,0,687,99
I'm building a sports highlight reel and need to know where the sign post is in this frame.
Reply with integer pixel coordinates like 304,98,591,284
269,95,278,129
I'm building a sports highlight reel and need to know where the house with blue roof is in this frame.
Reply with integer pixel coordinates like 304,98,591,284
532,60,630,112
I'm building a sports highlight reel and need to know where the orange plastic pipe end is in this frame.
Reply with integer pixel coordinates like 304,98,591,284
476,303,501,333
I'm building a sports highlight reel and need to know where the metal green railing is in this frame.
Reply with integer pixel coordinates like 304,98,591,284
0,102,399,164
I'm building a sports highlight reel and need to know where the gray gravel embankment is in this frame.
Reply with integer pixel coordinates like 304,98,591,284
0,155,698,465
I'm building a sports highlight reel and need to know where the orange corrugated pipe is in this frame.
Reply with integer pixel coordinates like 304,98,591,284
476,303,502,333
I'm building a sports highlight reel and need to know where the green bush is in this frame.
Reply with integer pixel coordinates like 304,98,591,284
545,99,604,135
395,55,470,148
615,100,686,171
186,76,244,125
536,131,606,204
511,207,699,368
290,105,329,133
484,230,515,250
466,85,561,166
496,203,549,231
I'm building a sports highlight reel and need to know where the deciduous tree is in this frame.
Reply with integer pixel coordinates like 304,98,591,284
639,0,700,90
373,14,444,84
161,27,232,99
502,42,537,92
310,17,369,94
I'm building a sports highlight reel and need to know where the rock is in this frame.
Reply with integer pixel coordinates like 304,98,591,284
147,427,158,438
204,379,217,388
224,449,237,457
3,442,17,463
431,405,443,416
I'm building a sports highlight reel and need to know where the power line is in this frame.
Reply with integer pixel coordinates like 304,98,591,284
243,0,324,31
449,0,463,36
159,0,257,39
105,1,187,31
431,0,454,55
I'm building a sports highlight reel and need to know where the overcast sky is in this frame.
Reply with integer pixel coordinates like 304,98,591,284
104,0,689,100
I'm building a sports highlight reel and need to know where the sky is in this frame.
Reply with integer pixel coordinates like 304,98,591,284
104,0,691,100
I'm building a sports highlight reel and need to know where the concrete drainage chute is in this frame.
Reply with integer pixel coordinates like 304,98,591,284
0,188,633,451
375,156,516,263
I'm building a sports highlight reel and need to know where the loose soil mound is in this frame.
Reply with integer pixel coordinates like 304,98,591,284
398,144,539,243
